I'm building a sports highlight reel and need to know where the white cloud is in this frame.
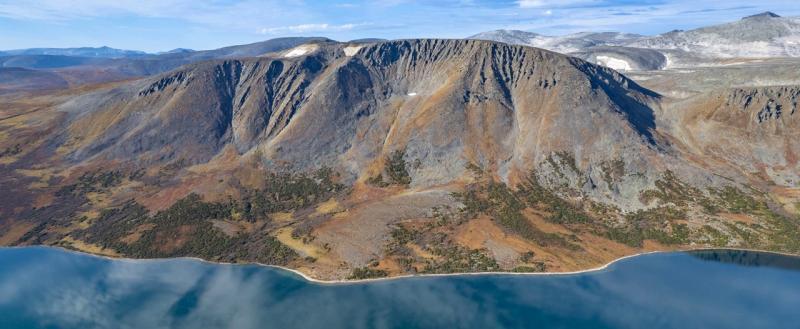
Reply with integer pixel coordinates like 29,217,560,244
259,23,368,35
0,0,313,32
518,0,599,8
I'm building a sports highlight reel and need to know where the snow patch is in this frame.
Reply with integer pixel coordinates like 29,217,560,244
343,45,363,56
663,53,673,69
283,44,319,58
596,55,632,71
407,92,418,96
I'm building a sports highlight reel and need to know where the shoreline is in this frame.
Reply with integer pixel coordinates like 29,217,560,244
3,245,799,285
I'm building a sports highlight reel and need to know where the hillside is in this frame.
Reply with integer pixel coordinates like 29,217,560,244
0,67,69,94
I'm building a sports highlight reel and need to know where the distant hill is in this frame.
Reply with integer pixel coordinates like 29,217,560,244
0,55,112,69
158,48,195,55
0,46,147,58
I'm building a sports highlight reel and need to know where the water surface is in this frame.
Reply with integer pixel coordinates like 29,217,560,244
1,247,799,329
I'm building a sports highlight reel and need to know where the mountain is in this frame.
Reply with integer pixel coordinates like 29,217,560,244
2,38,798,280
158,48,195,55
57,39,662,182
156,48,196,55
0,46,147,58
629,12,800,58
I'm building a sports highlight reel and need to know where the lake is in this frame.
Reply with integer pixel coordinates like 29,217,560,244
1,247,799,329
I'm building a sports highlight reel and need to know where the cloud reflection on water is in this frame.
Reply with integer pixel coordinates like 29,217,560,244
1,248,799,329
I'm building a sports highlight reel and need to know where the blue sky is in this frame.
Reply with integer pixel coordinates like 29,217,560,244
0,0,798,53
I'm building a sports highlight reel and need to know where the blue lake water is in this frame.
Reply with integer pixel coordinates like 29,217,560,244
1,247,799,329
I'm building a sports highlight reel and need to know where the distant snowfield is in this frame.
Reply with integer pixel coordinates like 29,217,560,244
407,92,418,96
283,44,319,58
596,55,632,71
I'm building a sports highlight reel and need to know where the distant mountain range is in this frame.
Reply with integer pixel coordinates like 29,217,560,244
470,12,800,70
0,37,330,93
0,46,147,58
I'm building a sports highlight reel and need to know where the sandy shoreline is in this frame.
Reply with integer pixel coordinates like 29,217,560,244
2,245,798,285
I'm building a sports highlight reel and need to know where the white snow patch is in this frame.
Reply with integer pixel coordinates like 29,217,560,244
663,53,673,70
283,44,319,58
407,92,418,96
596,55,632,71
343,45,363,56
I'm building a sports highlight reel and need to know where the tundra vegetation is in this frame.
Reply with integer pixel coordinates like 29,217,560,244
12,154,800,280
57,169,345,266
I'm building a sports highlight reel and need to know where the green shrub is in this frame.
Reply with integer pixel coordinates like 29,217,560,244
348,267,388,280
512,263,546,273
386,150,412,185
422,246,499,274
